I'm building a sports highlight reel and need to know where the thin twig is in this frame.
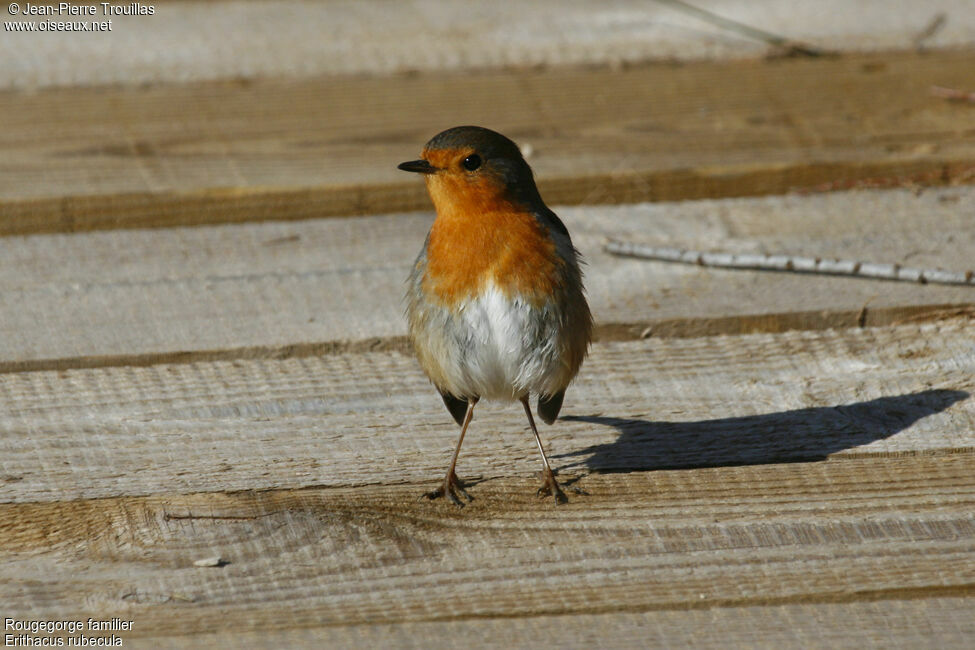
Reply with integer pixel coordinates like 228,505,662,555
913,13,947,49
652,0,827,57
605,240,975,287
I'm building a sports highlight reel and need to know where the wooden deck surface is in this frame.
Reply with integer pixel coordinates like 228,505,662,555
2,321,974,646
2,23,975,649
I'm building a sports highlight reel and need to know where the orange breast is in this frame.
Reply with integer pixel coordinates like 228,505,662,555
422,173,561,306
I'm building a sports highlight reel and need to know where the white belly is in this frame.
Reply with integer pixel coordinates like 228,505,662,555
432,283,568,401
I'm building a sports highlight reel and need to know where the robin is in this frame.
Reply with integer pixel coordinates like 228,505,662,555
398,125,593,505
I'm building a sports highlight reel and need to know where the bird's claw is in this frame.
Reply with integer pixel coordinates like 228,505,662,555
536,469,569,505
422,472,472,507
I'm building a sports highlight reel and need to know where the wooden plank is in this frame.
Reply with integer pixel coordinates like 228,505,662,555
2,319,972,503
2,456,974,639
2,186,974,368
2,49,975,234
6,1,975,91
142,598,975,650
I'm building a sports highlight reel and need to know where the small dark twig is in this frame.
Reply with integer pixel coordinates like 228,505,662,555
913,13,947,50
653,0,829,57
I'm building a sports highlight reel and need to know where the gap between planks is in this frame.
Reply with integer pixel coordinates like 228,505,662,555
1,302,971,374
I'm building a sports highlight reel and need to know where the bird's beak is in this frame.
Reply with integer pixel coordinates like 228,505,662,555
398,159,438,174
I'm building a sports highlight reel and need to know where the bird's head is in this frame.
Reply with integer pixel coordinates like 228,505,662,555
398,125,543,216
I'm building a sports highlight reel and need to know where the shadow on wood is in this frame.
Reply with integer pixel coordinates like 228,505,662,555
559,389,969,471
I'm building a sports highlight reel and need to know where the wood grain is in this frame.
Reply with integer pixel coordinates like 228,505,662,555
2,457,974,639
2,318,972,503
2,50,974,234
2,187,973,369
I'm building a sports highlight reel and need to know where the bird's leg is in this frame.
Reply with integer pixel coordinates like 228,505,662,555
521,396,568,505
425,397,478,506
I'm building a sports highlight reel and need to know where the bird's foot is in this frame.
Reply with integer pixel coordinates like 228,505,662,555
423,471,472,507
536,468,568,505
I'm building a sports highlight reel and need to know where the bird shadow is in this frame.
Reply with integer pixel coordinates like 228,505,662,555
558,389,969,472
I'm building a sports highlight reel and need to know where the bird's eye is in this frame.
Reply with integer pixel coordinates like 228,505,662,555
462,154,482,171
